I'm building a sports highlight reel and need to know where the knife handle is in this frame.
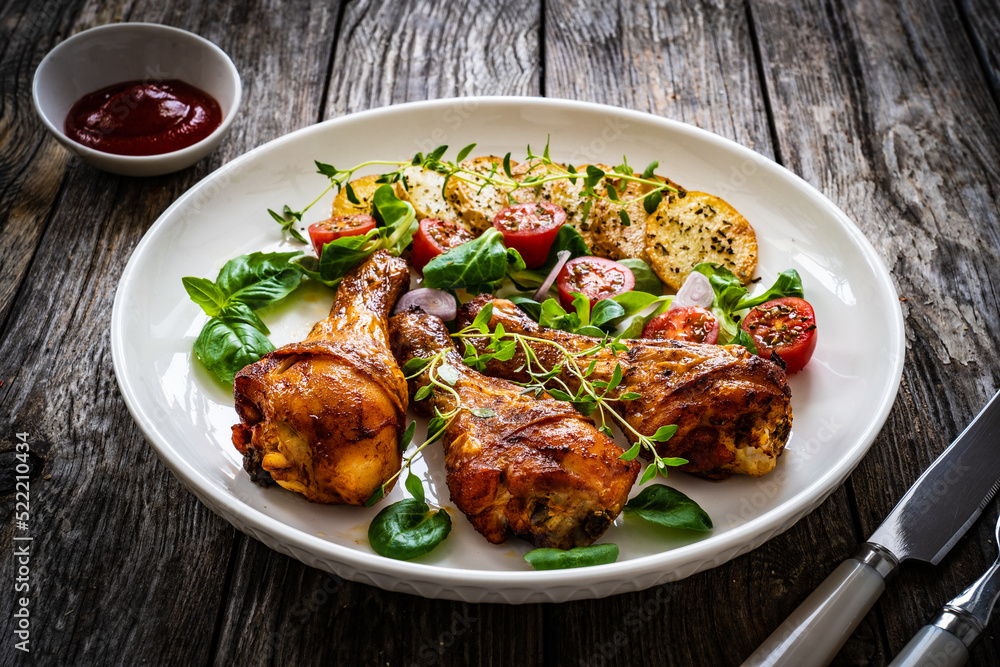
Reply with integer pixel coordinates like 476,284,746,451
742,545,897,667
888,625,969,667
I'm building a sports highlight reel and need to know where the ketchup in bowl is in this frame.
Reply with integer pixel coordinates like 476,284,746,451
64,79,222,156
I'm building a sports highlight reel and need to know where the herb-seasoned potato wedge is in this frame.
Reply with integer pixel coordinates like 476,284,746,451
645,191,757,290
591,174,684,264
394,165,466,226
445,156,515,234
331,174,380,217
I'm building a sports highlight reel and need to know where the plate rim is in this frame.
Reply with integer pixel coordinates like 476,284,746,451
111,96,905,599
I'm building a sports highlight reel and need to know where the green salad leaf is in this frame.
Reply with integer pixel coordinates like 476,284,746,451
423,228,525,293
523,543,619,570
367,498,452,560
624,484,713,532
183,251,304,384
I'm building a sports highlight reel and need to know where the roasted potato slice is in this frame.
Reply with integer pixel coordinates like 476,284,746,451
393,165,466,226
590,174,684,264
331,174,380,217
644,191,757,290
445,156,516,234
510,161,613,250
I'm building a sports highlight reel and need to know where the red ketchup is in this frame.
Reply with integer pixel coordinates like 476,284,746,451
64,79,222,156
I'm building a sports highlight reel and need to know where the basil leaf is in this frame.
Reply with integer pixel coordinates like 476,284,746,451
508,296,542,321
368,498,451,560
318,228,380,283
291,255,339,287
618,258,662,296
523,544,619,570
693,263,747,314
372,184,417,255
590,298,625,329
423,228,510,292
736,269,804,311
182,277,227,316
220,302,270,334
625,485,713,531
193,316,275,385
215,251,304,309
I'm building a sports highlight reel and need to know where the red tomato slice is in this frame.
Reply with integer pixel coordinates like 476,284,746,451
556,257,635,309
740,297,817,373
642,306,720,344
411,218,475,273
493,202,567,268
308,214,377,257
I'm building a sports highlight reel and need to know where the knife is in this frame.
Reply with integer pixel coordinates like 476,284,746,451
742,390,1000,667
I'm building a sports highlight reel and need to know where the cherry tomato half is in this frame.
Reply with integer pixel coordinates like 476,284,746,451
411,218,475,273
740,297,817,373
642,306,720,344
308,214,377,257
556,256,635,310
493,202,567,268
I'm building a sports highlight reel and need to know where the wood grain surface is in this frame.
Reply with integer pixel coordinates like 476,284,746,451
1,0,998,665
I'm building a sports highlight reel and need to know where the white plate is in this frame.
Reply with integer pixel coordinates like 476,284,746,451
111,97,904,603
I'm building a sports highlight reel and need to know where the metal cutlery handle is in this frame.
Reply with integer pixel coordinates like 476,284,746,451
890,547,1000,666
742,544,896,667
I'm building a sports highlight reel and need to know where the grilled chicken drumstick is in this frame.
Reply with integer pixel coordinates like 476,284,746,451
456,296,792,479
389,309,639,549
231,250,410,504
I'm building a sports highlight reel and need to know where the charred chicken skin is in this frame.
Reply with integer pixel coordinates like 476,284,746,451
231,250,410,504
456,296,792,479
389,309,639,549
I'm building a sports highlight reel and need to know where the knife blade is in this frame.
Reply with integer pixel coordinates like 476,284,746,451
742,389,1000,667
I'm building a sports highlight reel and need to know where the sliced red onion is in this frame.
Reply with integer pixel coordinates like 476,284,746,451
669,271,714,310
394,288,457,321
532,250,572,302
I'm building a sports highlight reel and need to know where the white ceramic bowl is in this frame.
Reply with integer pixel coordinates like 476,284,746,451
32,23,241,177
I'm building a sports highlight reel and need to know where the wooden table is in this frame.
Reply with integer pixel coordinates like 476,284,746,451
3,1,1000,664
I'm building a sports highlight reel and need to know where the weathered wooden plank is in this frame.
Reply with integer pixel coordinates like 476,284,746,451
0,0,341,664
212,2,545,666
750,0,1000,662
960,0,1000,109
540,1,874,665
326,0,541,116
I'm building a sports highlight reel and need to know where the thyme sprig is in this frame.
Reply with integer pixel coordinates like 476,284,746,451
452,303,686,484
269,158,411,242
364,350,495,507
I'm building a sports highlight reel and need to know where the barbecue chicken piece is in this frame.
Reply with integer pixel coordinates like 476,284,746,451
389,309,638,549
231,251,410,504
456,296,792,479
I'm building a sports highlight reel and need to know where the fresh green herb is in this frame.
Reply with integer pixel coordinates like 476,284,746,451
291,185,416,287
523,543,619,570
453,320,686,483
423,228,525,293
693,263,803,350
367,498,451,560
193,317,275,385
183,252,303,384
618,258,662,296
267,205,309,244
624,484,713,532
